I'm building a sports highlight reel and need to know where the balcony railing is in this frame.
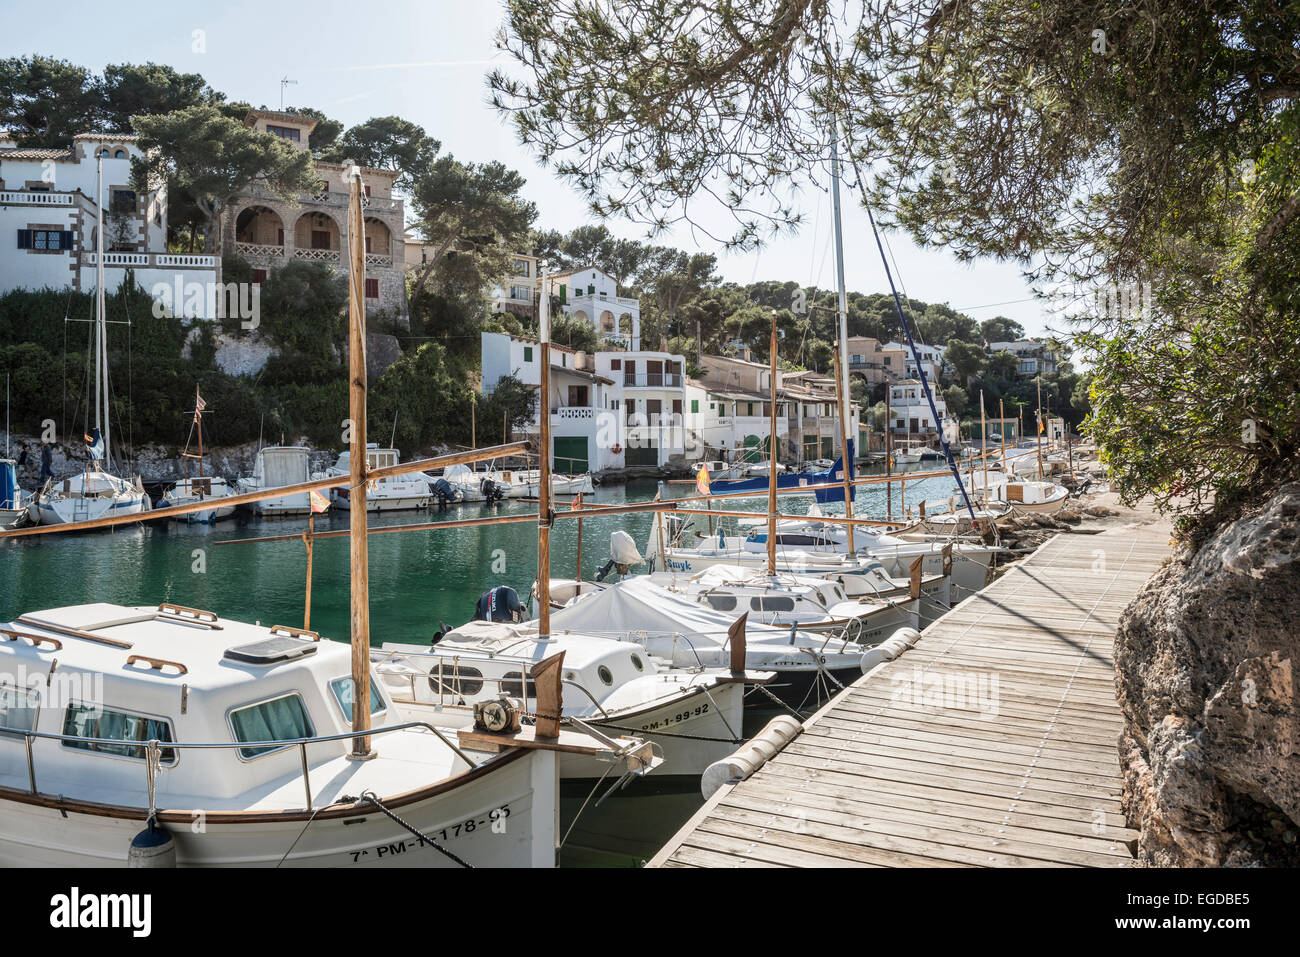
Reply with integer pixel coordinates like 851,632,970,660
234,241,285,259
364,253,393,268
294,247,340,263
552,406,596,420
1,190,75,206
623,372,683,388
81,252,216,268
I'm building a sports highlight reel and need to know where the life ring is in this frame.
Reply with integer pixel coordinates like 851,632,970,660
611,444,623,455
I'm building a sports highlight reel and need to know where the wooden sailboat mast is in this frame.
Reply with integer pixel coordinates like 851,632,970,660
94,152,108,468
345,163,373,759
830,132,855,552
537,270,553,634
766,310,778,575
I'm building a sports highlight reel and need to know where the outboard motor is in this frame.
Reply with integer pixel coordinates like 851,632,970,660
481,477,505,505
596,530,644,582
474,586,523,623
430,477,459,507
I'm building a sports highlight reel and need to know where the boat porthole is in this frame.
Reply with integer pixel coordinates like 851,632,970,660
598,665,614,686
630,654,644,672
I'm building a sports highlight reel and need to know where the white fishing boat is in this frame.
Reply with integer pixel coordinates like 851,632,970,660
0,602,632,866
236,445,312,516
548,576,876,709
645,511,993,601
692,459,744,481
373,621,761,782
438,463,593,503
32,155,149,528
158,476,237,524
322,446,429,512
890,444,925,465
961,469,1069,513
1,457,33,529
158,388,237,523
643,564,921,643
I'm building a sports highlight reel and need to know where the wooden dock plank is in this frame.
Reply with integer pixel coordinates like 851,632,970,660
649,525,1171,868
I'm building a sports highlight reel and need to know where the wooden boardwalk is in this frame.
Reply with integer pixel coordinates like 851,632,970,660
649,525,1172,868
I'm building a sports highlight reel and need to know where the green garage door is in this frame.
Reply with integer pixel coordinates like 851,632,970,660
625,441,659,467
553,436,589,473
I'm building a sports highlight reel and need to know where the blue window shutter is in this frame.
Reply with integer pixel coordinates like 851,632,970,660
17,229,31,249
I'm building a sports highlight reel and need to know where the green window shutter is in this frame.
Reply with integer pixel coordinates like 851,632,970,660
559,284,566,303
524,346,533,362
691,399,699,414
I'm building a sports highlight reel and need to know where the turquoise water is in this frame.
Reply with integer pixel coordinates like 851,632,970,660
0,463,961,865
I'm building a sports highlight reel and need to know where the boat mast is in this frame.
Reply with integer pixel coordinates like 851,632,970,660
885,385,892,521
345,163,373,759
1036,376,1044,480
766,310,778,575
999,397,1008,472
980,388,988,495
196,386,204,479
94,152,107,468
830,130,855,552
537,268,553,633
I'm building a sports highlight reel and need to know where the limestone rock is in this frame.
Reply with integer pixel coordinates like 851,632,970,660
1114,482,1300,866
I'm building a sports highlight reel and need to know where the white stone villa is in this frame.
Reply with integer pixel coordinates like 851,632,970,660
225,110,408,319
0,132,216,302
889,378,950,444
547,266,641,350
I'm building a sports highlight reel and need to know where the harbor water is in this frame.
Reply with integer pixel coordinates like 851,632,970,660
0,462,963,865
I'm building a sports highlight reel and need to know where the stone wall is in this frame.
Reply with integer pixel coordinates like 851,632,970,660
1114,483,1300,866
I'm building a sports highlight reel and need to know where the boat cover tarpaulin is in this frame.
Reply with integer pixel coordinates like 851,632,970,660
1,459,18,509
550,575,799,646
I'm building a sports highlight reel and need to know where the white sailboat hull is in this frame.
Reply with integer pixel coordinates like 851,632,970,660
34,491,148,526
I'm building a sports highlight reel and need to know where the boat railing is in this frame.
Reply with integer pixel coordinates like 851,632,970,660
370,649,613,719
1,718,478,815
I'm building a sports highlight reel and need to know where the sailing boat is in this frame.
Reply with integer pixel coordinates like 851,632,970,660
158,387,237,523
0,457,32,529
0,167,652,867
33,154,149,527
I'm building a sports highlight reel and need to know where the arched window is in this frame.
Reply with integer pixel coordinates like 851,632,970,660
114,150,126,159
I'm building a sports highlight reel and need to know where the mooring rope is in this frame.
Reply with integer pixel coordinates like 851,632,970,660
358,790,473,869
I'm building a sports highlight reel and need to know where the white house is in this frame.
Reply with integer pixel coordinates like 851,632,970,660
988,339,1059,377
592,350,687,469
883,341,945,385
548,266,641,350
888,378,948,444
0,133,217,306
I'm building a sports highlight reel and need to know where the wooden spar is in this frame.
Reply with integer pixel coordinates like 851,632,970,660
1000,398,1008,472
574,491,583,581
885,386,893,521
830,129,855,554
196,386,205,479
1,441,527,538
536,268,552,636
345,163,372,759
1036,377,1044,480
980,388,988,497
216,511,540,547
766,311,778,576
833,352,855,552
302,513,314,630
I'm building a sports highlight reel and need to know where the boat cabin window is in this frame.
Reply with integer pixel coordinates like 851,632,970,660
597,666,614,686
428,665,484,697
775,534,833,547
751,596,796,612
704,594,737,611
0,685,39,739
329,676,388,722
228,693,314,760
500,671,537,697
61,704,177,765
630,654,644,672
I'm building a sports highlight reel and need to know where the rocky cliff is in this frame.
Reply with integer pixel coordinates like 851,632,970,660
1114,483,1300,865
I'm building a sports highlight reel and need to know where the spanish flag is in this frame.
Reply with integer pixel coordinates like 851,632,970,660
309,489,330,514
696,463,711,497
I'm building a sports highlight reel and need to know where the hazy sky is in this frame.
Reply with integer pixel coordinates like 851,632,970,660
4,0,1054,338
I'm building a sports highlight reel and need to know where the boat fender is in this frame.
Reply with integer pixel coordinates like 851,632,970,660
609,530,643,567
127,819,176,868
889,627,921,649
700,715,803,799
859,647,891,674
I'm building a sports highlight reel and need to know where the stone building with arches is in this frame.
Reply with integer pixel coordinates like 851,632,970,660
222,110,408,321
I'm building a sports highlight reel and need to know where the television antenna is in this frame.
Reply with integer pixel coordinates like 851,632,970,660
280,76,298,110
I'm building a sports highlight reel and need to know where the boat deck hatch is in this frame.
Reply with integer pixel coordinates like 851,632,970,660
224,636,318,666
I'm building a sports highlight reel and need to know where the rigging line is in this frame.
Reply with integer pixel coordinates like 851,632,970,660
861,200,980,523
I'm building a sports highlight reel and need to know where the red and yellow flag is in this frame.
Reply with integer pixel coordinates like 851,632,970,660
696,463,711,497
309,489,330,514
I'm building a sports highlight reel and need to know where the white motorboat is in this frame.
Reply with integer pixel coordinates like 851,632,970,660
692,459,744,481
373,621,762,781
643,564,921,643
548,576,877,709
960,469,1069,513
158,476,237,524
236,446,312,516
438,463,594,503
1,457,33,529
890,444,925,465
0,602,629,867
322,446,429,512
